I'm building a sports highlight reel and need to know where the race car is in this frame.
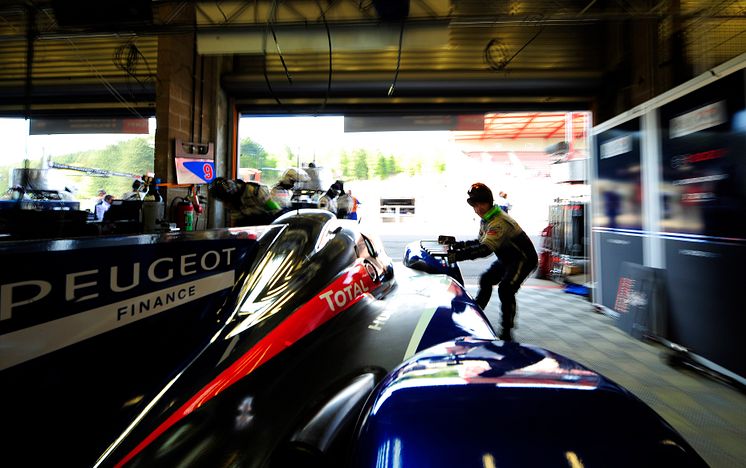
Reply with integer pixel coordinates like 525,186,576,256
0,209,706,467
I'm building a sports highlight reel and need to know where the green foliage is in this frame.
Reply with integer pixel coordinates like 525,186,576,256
239,138,277,171
387,155,401,176
352,149,369,180
339,151,352,178
52,137,154,200
374,154,388,179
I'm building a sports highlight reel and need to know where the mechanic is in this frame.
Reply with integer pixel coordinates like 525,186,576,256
334,181,355,219
271,168,309,209
318,181,342,214
444,182,538,342
209,177,282,226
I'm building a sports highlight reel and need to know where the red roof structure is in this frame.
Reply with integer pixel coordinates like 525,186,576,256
453,112,590,142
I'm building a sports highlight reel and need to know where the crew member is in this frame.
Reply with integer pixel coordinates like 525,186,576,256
334,181,354,219
122,180,144,201
95,194,114,220
445,183,538,342
271,168,309,209
209,177,281,226
94,189,107,207
318,181,341,214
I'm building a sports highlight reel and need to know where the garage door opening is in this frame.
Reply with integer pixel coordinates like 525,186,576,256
237,112,591,242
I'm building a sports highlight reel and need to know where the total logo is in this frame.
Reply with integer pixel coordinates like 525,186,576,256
318,278,370,313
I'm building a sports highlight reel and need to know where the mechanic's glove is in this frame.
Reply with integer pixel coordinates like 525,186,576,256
452,239,480,250
449,242,492,263
447,248,458,264
447,245,468,264
438,235,456,245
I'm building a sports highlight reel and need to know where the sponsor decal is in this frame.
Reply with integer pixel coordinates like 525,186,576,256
672,173,728,186
679,249,719,258
615,277,648,313
368,308,394,331
670,100,727,139
1,247,237,324
318,279,370,312
614,277,635,313
671,148,727,169
0,271,235,371
600,135,632,159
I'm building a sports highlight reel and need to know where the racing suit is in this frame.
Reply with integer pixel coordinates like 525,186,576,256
452,205,538,337
270,185,293,209
318,189,338,214
232,181,281,226
336,192,353,219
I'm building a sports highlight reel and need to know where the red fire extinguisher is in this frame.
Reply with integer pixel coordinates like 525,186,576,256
176,198,194,231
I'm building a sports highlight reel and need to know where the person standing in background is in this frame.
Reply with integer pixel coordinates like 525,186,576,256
94,189,106,206
497,191,512,214
122,180,144,201
347,190,361,221
95,194,114,220
318,183,339,215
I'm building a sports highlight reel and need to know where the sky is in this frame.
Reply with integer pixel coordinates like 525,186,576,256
238,115,456,163
1,115,456,167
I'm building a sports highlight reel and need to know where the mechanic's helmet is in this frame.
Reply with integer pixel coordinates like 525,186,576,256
209,177,242,203
279,168,310,188
466,182,493,206
325,187,338,199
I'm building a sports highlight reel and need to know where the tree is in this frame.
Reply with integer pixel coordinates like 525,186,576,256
353,149,369,180
340,151,352,178
375,154,388,179
239,138,276,170
53,137,155,199
387,155,401,176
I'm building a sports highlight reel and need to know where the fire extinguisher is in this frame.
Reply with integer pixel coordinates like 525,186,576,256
176,198,194,231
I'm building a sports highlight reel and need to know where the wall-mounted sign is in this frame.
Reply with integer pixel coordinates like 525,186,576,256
600,135,632,159
344,114,484,132
669,100,727,139
30,118,149,135
175,140,215,184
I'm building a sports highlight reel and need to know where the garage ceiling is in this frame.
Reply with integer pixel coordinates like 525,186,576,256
0,1,744,120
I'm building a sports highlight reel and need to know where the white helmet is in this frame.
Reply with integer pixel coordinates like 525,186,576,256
279,168,310,188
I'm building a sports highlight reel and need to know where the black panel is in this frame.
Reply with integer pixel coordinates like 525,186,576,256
372,0,410,21
658,70,746,239
52,0,152,29
664,238,746,378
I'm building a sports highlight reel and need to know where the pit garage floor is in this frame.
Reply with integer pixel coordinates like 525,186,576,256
382,232,744,467
479,278,746,468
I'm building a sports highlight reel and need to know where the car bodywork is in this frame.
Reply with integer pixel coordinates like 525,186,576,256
0,209,705,467
0,209,493,466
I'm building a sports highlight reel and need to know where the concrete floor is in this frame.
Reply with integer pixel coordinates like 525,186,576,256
380,230,745,467
473,277,746,468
